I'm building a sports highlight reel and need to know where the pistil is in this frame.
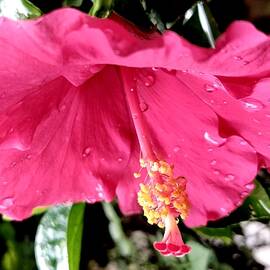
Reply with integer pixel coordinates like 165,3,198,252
121,68,191,257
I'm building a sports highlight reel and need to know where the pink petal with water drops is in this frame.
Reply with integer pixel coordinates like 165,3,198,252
196,21,270,76
177,71,270,170
133,68,258,227
0,8,269,225
0,66,140,219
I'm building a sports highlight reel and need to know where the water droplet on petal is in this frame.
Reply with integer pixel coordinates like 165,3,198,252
132,113,138,119
245,183,254,190
96,184,104,199
26,154,32,160
144,75,155,87
82,147,92,157
213,82,221,88
210,159,217,166
243,60,249,65
10,161,17,168
152,67,159,71
0,197,14,209
234,56,243,61
240,191,249,198
258,131,262,136
130,88,134,92
117,157,123,162
205,81,221,93
86,197,96,203
224,174,235,182
220,207,227,213
139,102,148,112
205,84,215,92
204,132,226,146
173,146,181,153
241,98,264,112
8,128,14,134
58,104,67,112
213,170,220,175
89,65,104,74
240,140,247,146
182,69,189,74
207,148,213,153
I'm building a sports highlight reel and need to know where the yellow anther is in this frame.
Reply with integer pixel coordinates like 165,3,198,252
151,162,159,172
180,213,187,219
158,161,172,175
155,183,164,192
136,158,190,228
173,201,182,210
133,172,141,178
139,183,148,193
158,222,165,228
172,191,180,197
164,198,170,205
159,165,168,174
140,159,147,168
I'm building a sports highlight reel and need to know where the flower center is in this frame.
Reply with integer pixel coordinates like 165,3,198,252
137,159,189,228
121,68,191,256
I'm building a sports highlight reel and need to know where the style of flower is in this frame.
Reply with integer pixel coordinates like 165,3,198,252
0,8,270,257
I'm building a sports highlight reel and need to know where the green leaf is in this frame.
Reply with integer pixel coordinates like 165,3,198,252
102,202,134,257
246,180,270,218
35,205,71,270
2,240,36,270
21,0,42,18
187,240,233,270
140,0,166,32
0,222,15,241
63,0,84,7
67,203,85,270
89,0,114,18
194,226,233,245
0,0,42,20
187,240,214,270
173,0,219,47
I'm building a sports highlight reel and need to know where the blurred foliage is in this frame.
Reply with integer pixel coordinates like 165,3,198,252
0,217,38,270
0,0,42,19
35,205,70,270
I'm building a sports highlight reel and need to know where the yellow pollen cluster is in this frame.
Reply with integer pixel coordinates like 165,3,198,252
136,159,189,228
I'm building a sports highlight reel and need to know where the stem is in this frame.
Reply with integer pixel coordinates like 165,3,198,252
120,68,155,161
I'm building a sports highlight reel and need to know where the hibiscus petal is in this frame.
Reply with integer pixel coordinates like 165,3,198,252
47,10,270,78
0,8,268,224
2,9,269,81
133,68,258,227
0,66,140,219
178,71,270,169
193,21,270,76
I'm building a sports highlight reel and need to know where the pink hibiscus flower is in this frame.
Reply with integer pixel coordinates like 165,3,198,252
0,8,270,257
